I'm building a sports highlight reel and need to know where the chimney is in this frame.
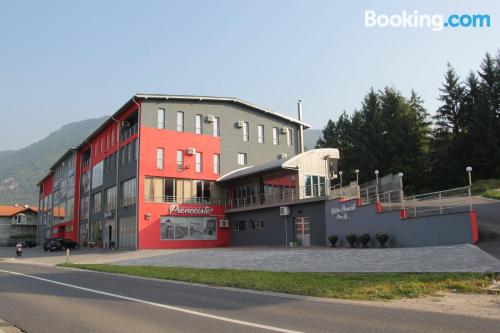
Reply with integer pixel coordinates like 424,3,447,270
297,100,305,153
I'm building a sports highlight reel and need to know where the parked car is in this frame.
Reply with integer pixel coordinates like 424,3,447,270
43,238,59,251
20,240,36,248
44,238,79,252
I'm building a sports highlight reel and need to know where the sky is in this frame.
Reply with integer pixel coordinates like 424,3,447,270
0,0,498,151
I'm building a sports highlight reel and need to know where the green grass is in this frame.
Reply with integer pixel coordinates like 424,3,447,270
471,178,500,195
483,189,500,200
58,264,496,301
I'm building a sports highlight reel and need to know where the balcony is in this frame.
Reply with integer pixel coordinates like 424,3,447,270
121,123,138,141
145,195,226,206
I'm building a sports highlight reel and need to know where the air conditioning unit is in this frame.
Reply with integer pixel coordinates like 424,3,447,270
235,121,245,128
219,219,229,228
186,148,196,155
280,206,291,216
278,153,288,159
121,121,130,127
205,115,215,123
280,127,289,135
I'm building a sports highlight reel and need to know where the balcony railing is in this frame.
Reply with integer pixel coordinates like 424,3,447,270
121,123,138,141
145,195,226,206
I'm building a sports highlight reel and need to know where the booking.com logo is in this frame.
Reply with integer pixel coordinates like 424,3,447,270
365,10,491,31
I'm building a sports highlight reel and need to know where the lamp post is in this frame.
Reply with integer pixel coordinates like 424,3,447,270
355,169,360,199
339,170,343,196
374,170,379,202
466,166,473,211
466,166,472,187
398,172,404,202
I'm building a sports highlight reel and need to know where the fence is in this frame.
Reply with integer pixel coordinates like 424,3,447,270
403,186,472,218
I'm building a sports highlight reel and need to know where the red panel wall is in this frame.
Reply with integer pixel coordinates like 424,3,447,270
137,127,230,249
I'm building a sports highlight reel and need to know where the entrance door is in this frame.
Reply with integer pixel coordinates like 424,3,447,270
295,217,310,247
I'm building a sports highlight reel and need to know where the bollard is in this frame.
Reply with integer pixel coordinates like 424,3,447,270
65,248,70,264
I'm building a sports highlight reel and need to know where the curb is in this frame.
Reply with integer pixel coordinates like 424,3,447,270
0,319,22,333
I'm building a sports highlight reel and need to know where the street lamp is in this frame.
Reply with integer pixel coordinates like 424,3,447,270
398,172,404,200
374,170,379,202
466,166,472,187
339,170,343,195
355,169,359,184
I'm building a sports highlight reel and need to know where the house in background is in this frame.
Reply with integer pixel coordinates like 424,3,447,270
0,205,38,246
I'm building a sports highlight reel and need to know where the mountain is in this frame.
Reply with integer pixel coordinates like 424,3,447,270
303,129,322,151
0,117,108,206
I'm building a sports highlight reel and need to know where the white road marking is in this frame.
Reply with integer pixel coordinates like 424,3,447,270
0,268,303,333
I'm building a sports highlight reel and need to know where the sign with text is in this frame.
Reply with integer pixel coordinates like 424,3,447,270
167,204,214,216
330,202,356,222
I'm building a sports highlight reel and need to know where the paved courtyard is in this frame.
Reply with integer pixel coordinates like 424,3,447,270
3,244,499,272
113,245,500,272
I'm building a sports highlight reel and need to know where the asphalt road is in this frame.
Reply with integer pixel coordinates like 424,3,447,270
0,263,499,333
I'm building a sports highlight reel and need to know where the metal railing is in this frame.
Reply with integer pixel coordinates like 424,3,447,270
227,182,328,210
121,123,138,141
145,195,226,206
403,186,472,218
330,182,360,200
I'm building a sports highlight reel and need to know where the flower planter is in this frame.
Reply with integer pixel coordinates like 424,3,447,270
376,232,389,248
345,234,357,248
358,233,371,248
328,235,338,247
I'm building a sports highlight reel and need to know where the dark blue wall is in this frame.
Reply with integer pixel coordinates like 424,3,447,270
325,199,475,247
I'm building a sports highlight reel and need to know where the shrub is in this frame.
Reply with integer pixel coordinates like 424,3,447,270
471,179,500,194
328,235,338,247
346,234,357,248
358,233,371,248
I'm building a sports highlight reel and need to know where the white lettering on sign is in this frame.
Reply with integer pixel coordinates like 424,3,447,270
330,202,356,222
168,204,214,216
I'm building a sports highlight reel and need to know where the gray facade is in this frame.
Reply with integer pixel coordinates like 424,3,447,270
228,200,326,246
140,100,301,175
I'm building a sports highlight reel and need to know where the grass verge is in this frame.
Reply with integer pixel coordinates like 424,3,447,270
58,263,496,301
483,189,500,200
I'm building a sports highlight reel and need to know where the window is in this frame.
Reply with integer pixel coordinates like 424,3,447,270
259,219,264,229
121,178,136,207
305,175,312,196
195,152,202,173
106,133,110,150
91,161,104,189
272,127,279,145
213,117,220,137
156,148,164,170
287,128,294,146
127,142,132,164
176,111,184,132
101,138,104,153
144,177,175,202
258,125,264,143
249,220,256,230
242,122,249,141
177,150,184,171
91,192,101,214
232,220,239,232
105,186,117,210
238,220,246,231
157,109,165,129
134,139,138,160
111,128,115,146
195,114,203,134
237,153,247,165
213,154,220,175
94,143,98,157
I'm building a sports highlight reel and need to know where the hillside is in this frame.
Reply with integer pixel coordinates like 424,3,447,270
0,121,322,206
303,129,322,151
0,117,107,206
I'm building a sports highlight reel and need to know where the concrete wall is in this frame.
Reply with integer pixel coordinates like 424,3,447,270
325,199,477,247
140,100,300,175
228,200,326,246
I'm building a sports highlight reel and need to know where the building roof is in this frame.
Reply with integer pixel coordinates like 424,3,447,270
0,205,38,217
77,94,310,150
217,148,339,182
217,158,294,182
